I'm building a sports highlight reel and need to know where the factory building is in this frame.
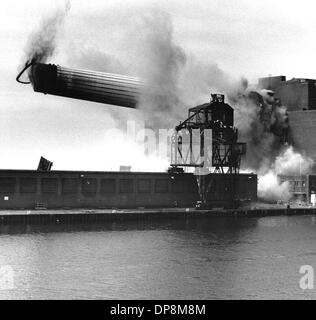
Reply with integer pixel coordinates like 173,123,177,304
0,170,257,209
259,76,316,163
258,76,286,91
260,75,316,203
259,76,316,162
278,174,316,205
287,111,316,162
275,78,316,112
278,175,307,202
258,75,316,111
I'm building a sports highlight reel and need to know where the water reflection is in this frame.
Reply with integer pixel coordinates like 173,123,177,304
0,216,315,299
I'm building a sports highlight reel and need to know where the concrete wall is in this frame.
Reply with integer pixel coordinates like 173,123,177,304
275,80,310,111
274,79,316,111
288,111,316,162
258,76,286,90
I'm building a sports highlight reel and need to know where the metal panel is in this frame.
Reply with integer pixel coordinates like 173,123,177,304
137,179,151,193
41,178,58,193
0,178,16,193
20,178,37,193
100,179,116,194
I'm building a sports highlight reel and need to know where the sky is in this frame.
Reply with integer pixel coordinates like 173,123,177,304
1,0,316,171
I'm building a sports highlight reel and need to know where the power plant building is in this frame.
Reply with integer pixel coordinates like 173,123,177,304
260,75,316,202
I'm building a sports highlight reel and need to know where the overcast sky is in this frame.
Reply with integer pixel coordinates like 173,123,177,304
1,0,316,170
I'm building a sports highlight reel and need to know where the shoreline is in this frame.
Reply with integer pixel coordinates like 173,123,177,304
0,207,316,224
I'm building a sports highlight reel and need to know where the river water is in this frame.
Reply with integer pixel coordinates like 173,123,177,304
0,215,316,299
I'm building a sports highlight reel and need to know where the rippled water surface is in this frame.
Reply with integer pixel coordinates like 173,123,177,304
1,215,316,299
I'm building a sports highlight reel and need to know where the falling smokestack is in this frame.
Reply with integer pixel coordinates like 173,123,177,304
18,62,143,108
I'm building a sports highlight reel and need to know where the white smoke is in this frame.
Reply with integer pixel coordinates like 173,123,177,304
274,146,314,175
258,146,314,202
258,172,291,202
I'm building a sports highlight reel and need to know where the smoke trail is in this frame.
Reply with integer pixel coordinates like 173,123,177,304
21,1,70,65
136,9,187,129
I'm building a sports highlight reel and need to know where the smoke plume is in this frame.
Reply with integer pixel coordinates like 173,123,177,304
228,88,288,171
21,1,70,66
228,86,314,202
135,9,187,129
258,172,291,202
274,146,314,175
258,146,314,202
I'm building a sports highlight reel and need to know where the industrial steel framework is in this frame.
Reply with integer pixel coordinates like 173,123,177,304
169,94,246,208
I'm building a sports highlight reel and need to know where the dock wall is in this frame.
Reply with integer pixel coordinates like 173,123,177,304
1,207,315,225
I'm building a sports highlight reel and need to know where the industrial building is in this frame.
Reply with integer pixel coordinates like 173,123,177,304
278,175,307,202
278,174,316,205
259,75,316,203
259,76,316,111
0,170,257,209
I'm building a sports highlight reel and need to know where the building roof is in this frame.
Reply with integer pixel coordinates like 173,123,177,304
189,101,233,112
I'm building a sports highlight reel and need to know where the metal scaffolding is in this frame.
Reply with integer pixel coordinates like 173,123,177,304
169,94,246,208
